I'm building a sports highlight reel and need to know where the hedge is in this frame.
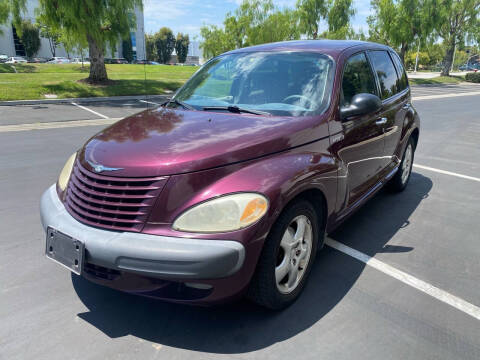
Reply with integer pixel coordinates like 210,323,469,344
465,72,480,83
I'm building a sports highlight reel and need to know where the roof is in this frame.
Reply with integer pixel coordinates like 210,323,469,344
225,40,389,57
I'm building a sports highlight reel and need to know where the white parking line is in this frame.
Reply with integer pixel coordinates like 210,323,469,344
413,164,480,183
139,100,160,105
71,102,109,119
325,238,480,321
412,91,480,101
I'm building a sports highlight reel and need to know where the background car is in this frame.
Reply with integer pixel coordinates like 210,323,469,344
105,58,129,64
71,58,90,65
47,57,71,64
0,54,8,63
459,63,480,71
5,56,27,64
28,57,48,63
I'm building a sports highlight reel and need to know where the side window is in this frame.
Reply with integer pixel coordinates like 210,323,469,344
342,52,377,106
369,50,399,99
390,51,408,91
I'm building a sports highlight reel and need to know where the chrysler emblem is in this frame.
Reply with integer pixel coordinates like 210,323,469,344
87,160,123,173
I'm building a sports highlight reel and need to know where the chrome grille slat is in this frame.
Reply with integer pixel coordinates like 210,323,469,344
68,201,144,224
65,160,167,232
69,193,148,216
73,167,161,191
69,187,152,208
70,177,155,200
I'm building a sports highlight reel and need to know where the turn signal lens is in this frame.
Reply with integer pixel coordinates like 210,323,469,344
58,152,77,191
240,198,268,226
173,193,269,233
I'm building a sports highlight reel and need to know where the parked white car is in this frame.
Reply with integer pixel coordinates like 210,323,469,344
47,57,71,64
5,56,27,64
0,54,9,63
71,58,90,65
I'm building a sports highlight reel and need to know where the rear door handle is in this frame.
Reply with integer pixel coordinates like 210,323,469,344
376,117,387,125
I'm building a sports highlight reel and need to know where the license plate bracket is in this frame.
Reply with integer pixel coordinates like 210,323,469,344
46,227,84,275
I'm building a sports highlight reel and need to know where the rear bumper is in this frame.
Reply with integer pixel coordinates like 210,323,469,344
40,185,245,280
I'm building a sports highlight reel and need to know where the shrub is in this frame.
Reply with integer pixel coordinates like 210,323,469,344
19,20,41,58
465,72,480,83
0,64,15,73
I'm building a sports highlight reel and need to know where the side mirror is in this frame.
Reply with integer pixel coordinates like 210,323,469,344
340,93,382,120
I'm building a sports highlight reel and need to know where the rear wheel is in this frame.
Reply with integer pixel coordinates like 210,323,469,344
388,137,415,192
247,200,320,310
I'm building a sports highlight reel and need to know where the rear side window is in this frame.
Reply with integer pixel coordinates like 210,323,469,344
341,52,377,106
390,51,408,91
369,50,399,99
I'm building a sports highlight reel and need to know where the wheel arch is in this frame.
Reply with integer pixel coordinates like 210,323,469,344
411,127,419,150
278,187,328,246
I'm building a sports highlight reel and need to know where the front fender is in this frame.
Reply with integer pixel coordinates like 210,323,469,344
146,140,337,244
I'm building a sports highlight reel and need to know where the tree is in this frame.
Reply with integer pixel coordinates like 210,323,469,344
200,0,301,58
36,0,142,83
436,0,480,76
200,25,231,58
368,0,439,62
37,16,60,57
60,29,87,61
246,7,301,44
145,34,156,61
296,0,329,39
175,33,190,63
154,27,175,64
326,0,355,39
0,0,26,34
122,37,134,63
18,20,40,58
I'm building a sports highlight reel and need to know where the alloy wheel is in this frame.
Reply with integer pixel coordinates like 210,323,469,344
401,143,413,185
275,215,313,294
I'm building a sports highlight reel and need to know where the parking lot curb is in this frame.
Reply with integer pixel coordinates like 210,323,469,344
0,94,169,106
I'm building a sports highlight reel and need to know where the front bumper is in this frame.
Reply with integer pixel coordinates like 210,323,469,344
40,185,245,280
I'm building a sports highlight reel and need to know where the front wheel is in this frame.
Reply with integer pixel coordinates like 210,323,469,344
247,200,320,310
388,137,415,192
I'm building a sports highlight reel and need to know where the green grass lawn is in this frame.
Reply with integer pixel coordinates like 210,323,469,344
0,63,197,101
409,75,465,85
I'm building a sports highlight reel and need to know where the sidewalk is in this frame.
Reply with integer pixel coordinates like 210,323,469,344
407,71,467,79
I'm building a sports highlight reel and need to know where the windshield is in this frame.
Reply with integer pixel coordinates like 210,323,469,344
174,52,334,116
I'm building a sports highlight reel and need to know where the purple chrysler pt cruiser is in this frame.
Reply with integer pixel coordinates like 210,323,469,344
40,40,420,309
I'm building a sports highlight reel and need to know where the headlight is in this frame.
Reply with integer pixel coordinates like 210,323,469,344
173,193,268,233
58,152,77,191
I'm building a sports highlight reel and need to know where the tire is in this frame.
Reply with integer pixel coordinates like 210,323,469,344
247,199,321,310
388,137,415,192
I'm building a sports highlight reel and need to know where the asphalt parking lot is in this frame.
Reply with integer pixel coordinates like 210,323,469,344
1,84,479,359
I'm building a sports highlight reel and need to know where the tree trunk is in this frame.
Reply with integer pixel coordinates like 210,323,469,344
399,42,408,64
49,38,56,57
441,39,455,76
87,35,108,83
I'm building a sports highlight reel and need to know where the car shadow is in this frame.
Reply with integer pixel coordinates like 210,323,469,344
72,172,432,354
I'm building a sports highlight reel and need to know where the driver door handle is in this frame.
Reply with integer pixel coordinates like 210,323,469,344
376,117,387,125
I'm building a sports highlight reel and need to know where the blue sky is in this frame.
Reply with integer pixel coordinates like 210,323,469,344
143,0,373,40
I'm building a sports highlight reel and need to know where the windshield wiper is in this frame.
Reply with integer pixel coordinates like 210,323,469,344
202,105,271,116
165,98,196,111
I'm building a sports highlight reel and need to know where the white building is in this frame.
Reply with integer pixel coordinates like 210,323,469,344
0,0,145,60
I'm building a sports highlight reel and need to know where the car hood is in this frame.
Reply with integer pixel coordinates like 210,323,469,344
79,107,328,177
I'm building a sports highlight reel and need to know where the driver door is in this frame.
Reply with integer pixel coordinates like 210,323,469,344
335,52,385,208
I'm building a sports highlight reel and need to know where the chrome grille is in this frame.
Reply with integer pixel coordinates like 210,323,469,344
65,161,167,232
